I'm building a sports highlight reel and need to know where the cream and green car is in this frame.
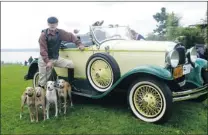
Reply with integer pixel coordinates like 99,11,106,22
24,25,208,124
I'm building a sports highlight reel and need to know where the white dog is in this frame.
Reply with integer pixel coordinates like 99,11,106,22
46,81,58,119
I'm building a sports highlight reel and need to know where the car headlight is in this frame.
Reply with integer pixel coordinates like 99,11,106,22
166,50,180,68
187,47,197,64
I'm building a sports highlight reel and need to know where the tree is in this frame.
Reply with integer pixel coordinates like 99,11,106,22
153,7,168,36
166,12,181,40
175,27,204,49
146,33,167,41
202,11,208,46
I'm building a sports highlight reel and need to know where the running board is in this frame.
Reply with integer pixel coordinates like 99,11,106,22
71,91,92,98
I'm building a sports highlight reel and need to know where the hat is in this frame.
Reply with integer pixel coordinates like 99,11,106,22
47,17,58,24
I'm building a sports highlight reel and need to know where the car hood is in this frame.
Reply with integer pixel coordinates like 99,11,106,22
101,40,177,52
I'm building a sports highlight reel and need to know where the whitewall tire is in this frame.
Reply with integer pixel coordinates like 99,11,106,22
128,77,172,124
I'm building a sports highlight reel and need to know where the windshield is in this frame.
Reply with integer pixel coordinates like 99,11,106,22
91,26,133,43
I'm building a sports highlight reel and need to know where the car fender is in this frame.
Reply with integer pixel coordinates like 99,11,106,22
91,65,173,99
195,58,208,69
186,58,208,86
24,59,38,80
121,65,173,80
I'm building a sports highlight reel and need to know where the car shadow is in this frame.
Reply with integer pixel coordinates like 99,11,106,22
72,91,128,109
72,91,207,126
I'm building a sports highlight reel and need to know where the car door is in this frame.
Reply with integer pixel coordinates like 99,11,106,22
55,35,95,79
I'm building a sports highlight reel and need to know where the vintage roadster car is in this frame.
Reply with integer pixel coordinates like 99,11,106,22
24,24,208,124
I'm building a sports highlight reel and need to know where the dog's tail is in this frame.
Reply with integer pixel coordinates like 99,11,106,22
20,94,27,119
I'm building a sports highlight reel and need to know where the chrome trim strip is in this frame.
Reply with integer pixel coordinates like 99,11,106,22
173,91,208,102
172,84,208,97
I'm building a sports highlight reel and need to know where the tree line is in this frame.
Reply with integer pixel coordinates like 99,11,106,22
146,7,207,49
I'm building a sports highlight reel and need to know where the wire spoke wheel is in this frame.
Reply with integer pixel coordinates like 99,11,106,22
133,85,163,118
33,72,39,88
128,78,172,123
90,59,113,89
86,53,120,92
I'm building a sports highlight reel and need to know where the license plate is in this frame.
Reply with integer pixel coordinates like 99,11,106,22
183,64,191,75
173,64,191,79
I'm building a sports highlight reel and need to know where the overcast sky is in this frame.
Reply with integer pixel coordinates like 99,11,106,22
1,2,207,49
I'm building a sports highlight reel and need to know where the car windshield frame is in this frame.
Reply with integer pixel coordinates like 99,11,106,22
90,25,133,45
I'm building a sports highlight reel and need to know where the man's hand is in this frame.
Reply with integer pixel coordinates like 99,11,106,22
46,61,53,69
78,44,85,51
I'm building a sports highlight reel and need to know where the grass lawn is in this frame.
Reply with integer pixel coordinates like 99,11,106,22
1,65,208,134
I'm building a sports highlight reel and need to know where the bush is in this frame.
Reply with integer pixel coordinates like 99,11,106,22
175,27,205,49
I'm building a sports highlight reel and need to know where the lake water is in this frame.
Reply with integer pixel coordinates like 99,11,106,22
1,51,40,63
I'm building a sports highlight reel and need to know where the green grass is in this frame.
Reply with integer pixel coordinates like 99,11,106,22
1,65,207,134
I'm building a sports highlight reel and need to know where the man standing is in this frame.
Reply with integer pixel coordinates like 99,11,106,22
38,16,85,88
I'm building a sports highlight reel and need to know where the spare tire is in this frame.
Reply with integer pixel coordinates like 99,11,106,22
86,53,120,92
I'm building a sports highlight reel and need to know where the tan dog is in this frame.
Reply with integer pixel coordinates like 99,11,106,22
20,87,35,122
34,87,46,122
56,79,73,114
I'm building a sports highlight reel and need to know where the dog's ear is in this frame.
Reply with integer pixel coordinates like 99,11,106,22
53,82,56,87
36,90,41,97
31,87,35,92
25,87,30,94
36,91,38,96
